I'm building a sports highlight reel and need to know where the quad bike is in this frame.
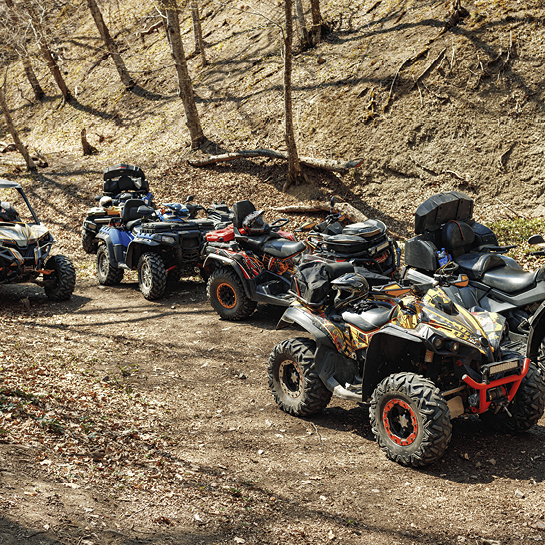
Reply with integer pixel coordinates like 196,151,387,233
0,179,76,300
203,199,397,321
402,191,545,372
297,197,400,277
268,260,545,467
82,164,153,254
96,198,217,300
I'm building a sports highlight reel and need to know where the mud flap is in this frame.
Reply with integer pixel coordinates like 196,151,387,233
314,345,361,401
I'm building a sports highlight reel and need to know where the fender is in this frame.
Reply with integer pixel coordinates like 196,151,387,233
96,231,117,267
276,305,336,350
203,253,253,298
125,239,160,270
527,301,545,360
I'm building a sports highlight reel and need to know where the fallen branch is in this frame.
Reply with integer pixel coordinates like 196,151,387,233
409,155,438,176
496,198,528,220
187,148,365,173
272,202,368,223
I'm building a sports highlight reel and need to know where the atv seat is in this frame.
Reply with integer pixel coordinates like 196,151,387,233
262,239,306,259
442,220,475,257
233,200,256,229
342,305,396,332
122,199,154,230
454,253,506,281
481,266,545,294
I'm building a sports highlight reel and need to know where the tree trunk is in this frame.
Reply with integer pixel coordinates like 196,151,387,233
190,0,207,66
283,0,303,191
24,1,72,101
294,0,310,48
0,84,37,171
160,0,207,150
85,0,135,89
310,0,322,43
21,55,45,101
4,0,45,100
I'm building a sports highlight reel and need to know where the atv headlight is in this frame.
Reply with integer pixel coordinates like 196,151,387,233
432,336,444,350
449,341,460,353
161,235,176,244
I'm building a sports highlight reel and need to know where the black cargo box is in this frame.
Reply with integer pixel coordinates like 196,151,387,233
415,191,473,234
102,164,149,196
404,236,438,272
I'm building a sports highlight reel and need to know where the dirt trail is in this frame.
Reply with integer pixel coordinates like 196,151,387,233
1,278,545,545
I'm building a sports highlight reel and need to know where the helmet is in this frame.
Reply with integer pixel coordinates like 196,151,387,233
242,210,269,235
0,202,19,222
331,272,370,309
100,196,113,209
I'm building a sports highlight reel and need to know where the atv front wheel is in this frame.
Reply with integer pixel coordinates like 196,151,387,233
96,245,124,286
480,362,545,433
44,255,76,301
82,228,98,254
268,337,332,417
207,267,257,320
370,373,452,467
138,252,167,300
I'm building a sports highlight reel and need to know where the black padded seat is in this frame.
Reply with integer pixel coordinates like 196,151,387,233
261,239,306,259
342,306,395,332
233,200,256,229
442,220,475,257
454,253,506,280
481,266,544,294
122,199,154,226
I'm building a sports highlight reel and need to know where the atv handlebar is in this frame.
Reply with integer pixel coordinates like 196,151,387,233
270,218,290,230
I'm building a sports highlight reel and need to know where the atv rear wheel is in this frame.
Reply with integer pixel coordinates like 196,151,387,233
82,228,98,254
207,267,257,321
96,245,124,286
370,373,452,467
268,337,332,417
138,252,166,300
44,255,76,301
480,362,545,433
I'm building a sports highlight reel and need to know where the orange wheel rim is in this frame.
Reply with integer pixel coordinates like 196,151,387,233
217,282,237,309
382,399,418,446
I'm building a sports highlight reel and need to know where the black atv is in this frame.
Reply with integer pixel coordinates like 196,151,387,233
0,179,75,300
403,191,545,371
82,164,153,254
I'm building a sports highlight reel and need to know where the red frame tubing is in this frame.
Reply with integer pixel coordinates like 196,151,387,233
462,358,530,414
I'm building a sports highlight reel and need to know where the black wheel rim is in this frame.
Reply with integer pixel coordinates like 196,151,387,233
98,252,108,278
278,359,303,398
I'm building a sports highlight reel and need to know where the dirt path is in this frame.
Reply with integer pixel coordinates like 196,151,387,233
1,277,545,545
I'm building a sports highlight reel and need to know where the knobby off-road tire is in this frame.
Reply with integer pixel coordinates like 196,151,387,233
44,255,76,301
370,372,452,467
96,245,124,286
138,252,167,300
267,337,332,417
167,266,181,284
536,338,545,376
81,228,98,254
207,266,257,321
480,362,545,433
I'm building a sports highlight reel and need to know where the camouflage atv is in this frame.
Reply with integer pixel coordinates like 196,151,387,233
0,179,76,301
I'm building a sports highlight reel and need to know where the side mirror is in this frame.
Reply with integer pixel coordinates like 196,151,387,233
453,274,469,288
528,234,545,245
185,195,195,203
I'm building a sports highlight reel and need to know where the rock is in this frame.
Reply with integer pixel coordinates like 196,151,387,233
515,489,525,499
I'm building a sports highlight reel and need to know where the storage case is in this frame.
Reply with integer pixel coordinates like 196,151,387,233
414,191,473,234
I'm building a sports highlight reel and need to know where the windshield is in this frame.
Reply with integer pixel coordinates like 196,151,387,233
0,188,37,224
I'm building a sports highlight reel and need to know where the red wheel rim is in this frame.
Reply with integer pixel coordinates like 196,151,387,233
382,399,418,446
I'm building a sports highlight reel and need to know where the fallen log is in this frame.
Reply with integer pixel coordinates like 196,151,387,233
187,148,365,173
272,202,368,223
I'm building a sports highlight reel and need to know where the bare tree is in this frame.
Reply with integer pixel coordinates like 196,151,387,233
294,0,310,48
190,0,207,66
3,0,44,100
23,0,72,101
0,71,37,171
283,0,303,189
310,0,322,43
159,0,207,149
85,0,134,89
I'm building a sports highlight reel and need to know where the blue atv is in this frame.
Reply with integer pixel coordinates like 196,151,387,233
95,198,226,300
82,164,153,254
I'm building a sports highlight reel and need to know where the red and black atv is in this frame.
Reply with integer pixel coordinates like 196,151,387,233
202,200,395,321
202,200,308,320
